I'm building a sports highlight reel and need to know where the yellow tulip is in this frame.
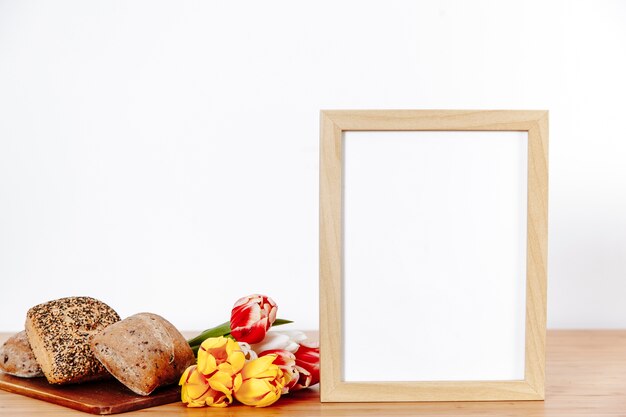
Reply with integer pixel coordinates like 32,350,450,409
179,365,243,408
234,354,286,407
197,336,245,377
180,366,207,407
180,337,246,408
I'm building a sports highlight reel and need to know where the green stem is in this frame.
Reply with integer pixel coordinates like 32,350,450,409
186,318,294,354
186,321,231,347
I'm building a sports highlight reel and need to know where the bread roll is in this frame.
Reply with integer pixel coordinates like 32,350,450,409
0,331,44,378
25,296,120,384
90,313,195,396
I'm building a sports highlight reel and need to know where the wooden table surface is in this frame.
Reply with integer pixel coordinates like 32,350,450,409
1,330,625,416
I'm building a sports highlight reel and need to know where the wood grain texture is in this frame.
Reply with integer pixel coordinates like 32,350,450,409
525,111,550,398
322,109,548,131
319,110,549,402
319,111,344,401
0,374,180,415
1,331,626,416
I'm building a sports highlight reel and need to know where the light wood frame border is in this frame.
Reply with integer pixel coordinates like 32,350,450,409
319,110,548,402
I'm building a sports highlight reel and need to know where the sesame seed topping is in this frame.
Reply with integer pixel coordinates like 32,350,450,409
27,296,120,383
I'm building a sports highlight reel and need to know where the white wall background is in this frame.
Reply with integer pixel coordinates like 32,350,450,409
1,0,625,331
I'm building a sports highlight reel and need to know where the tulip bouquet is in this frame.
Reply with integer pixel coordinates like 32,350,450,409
180,294,320,408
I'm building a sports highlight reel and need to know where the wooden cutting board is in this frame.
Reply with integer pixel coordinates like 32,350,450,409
0,373,182,415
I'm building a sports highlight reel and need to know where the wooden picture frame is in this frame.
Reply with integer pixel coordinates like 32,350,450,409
319,110,548,402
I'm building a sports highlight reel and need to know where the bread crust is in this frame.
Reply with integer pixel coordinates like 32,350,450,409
25,296,120,384
90,313,195,396
0,331,44,378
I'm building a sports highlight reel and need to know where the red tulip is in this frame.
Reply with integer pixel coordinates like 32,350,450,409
291,341,319,390
230,294,277,344
292,365,312,391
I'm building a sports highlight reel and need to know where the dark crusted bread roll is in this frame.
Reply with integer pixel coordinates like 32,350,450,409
90,313,195,396
0,331,44,378
25,296,120,384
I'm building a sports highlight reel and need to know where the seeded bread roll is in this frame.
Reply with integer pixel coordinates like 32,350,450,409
0,331,44,378
25,296,120,384
90,313,195,396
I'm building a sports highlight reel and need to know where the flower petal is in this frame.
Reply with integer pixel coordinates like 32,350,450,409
197,349,217,375
241,355,277,380
236,378,270,400
291,365,312,391
230,294,277,344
